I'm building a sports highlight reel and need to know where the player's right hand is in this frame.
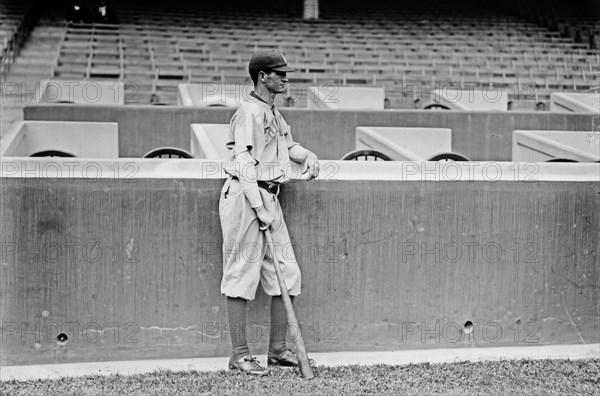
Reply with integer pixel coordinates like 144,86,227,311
255,206,274,230
302,151,320,181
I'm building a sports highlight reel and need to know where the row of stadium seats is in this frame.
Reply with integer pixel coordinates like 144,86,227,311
3,1,598,117
0,2,33,41
515,2,600,49
59,24,592,49
44,13,598,107
0,1,38,77
56,38,596,61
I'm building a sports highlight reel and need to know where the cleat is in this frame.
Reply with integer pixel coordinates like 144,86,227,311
228,355,269,376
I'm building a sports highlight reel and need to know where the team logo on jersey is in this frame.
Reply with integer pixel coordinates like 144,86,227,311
264,126,277,143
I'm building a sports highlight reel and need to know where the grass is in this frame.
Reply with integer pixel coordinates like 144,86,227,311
2,359,599,395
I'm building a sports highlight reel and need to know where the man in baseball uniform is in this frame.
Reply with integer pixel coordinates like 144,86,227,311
219,51,319,376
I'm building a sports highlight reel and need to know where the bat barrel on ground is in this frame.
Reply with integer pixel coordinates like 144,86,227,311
264,228,315,380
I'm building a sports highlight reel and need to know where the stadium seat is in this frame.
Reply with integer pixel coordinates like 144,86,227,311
142,147,194,158
340,149,392,161
30,150,76,157
428,152,471,161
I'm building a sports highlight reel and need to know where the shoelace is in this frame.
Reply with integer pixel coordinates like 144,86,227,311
243,356,263,367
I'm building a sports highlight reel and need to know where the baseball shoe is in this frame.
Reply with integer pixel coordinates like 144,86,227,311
267,349,317,367
228,354,269,376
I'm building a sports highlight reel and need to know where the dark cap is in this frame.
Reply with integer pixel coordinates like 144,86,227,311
248,51,295,72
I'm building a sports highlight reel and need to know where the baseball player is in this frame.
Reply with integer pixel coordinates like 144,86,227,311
219,51,319,376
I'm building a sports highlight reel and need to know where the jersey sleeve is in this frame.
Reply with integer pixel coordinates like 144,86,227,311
236,151,263,208
228,104,263,208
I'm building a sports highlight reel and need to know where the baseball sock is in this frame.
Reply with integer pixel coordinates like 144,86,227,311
226,297,250,359
269,295,294,356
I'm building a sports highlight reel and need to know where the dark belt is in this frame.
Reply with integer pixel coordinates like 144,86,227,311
257,180,280,195
231,176,280,195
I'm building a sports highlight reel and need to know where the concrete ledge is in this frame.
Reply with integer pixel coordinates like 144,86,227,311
550,93,600,113
513,130,599,162
308,86,385,109
2,158,599,182
2,344,598,381
190,124,228,159
427,89,509,111
0,121,119,158
36,80,125,105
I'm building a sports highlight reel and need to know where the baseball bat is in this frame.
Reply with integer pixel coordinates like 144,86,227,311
264,228,314,379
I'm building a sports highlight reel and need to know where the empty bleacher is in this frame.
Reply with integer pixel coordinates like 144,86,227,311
2,0,599,125
511,0,600,49
0,0,36,74
0,0,50,133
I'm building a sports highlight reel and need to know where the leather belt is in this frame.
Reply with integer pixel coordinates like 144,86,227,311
257,180,280,195
230,176,280,195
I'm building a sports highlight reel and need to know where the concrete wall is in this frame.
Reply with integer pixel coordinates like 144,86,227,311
24,105,595,161
1,160,598,365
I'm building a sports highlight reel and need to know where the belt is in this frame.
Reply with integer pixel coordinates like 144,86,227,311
257,180,280,195
230,176,280,195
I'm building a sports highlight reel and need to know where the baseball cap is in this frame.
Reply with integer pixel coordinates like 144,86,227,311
248,51,295,72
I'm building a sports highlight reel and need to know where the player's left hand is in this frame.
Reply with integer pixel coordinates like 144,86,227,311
302,152,319,180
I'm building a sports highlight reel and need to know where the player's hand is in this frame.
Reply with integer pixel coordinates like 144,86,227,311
302,151,320,181
255,206,274,230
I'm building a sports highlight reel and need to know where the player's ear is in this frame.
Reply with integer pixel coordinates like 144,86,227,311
260,71,267,82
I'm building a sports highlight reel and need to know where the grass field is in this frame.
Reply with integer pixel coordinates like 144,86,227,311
2,359,599,395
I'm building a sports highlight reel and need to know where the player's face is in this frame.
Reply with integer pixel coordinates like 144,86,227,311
263,71,288,94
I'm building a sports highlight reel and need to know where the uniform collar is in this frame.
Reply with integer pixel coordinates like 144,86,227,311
250,91,275,111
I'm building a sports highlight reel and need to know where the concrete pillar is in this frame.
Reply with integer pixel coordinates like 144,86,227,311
303,0,319,20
